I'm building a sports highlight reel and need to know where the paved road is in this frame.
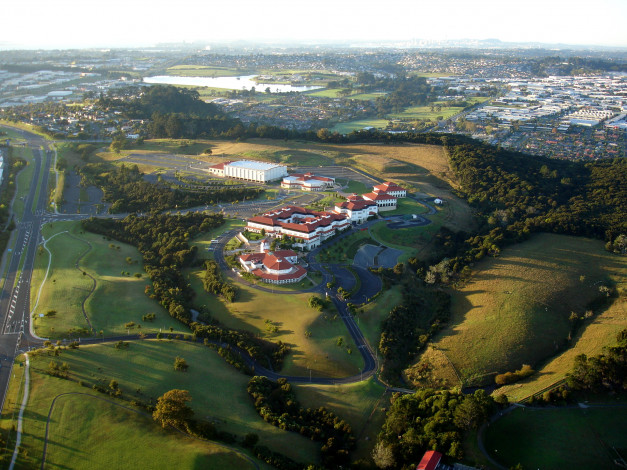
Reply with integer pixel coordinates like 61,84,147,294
0,130,55,410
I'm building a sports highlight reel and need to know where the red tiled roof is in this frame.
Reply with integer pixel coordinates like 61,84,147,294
363,192,397,201
209,161,234,170
239,253,265,263
373,182,405,192
251,266,307,282
417,450,442,470
336,200,376,211
272,250,297,258
248,216,279,226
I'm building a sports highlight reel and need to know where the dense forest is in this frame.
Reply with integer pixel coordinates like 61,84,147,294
82,213,289,369
78,162,262,213
373,389,497,469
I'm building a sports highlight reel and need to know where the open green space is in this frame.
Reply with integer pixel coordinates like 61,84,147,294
305,88,347,98
331,119,390,134
485,406,627,470
317,230,377,264
370,218,441,263
408,233,627,388
31,221,185,338
294,379,389,460
383,197,430,216
45,394,256,470
388,103,464,121
0,339,323,468
356,284,403,349
186,270,363,378
336,178,370,194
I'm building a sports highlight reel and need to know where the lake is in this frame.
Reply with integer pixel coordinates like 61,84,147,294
143,74,322,93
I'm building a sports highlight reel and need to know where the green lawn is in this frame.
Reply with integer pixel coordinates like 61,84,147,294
331,119,390,134
0,340,324,468
45,394,256,470
485,406,627,470
186,270,363,378
337,178,370,194
294,379,389,461
388,104,463,121
305,88,346,98
31,221,186,338
356,285,403,349
383,198,429,216
316,230,377,264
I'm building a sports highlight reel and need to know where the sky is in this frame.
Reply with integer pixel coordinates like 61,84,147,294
2,0,626,49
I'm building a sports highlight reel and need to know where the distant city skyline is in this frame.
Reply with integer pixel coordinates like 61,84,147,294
2,0,626,50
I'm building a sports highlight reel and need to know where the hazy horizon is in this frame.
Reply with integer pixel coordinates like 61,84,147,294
2,0,626,51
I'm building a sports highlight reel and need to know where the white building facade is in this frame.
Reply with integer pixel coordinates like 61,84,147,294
224,160,288,183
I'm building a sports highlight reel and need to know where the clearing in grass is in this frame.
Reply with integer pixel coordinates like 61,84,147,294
186,270,363,378
406,233,627,388
484,406,627,470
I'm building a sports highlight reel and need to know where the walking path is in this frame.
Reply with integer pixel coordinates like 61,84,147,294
8,354,29,470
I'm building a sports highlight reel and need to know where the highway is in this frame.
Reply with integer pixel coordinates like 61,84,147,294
0,130,54,410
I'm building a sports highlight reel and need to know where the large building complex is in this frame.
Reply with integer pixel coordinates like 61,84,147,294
207,160,288,183
246,205,350,250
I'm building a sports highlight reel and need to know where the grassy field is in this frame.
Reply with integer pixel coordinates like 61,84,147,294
407,233,627,388
356,285,403,349
186,270,363,378
484,406,627,470
294,378,389,460
388,104,464,121
0,340,326,468
31,221,186,338
331,119,390,134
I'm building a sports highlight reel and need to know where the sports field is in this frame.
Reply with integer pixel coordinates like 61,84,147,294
408,233,627,388
485,406,627,470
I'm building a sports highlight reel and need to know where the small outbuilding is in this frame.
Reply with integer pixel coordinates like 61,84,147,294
417,450,442,470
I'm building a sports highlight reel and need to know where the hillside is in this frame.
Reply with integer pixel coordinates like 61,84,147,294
406,233,627,388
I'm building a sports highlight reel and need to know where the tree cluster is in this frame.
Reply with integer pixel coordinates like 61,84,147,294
247,376,355,467
377,275,451,381
374,389,495,469
567,328,627,393
202,260,237,302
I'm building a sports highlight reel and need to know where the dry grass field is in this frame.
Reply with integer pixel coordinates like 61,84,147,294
406,233,627,389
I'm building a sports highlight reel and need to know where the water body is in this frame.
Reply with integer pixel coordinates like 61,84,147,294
143,74,322,93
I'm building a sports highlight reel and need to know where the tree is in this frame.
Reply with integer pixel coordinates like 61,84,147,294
153,389,193,429
174,356,189,371
372,441,395,469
